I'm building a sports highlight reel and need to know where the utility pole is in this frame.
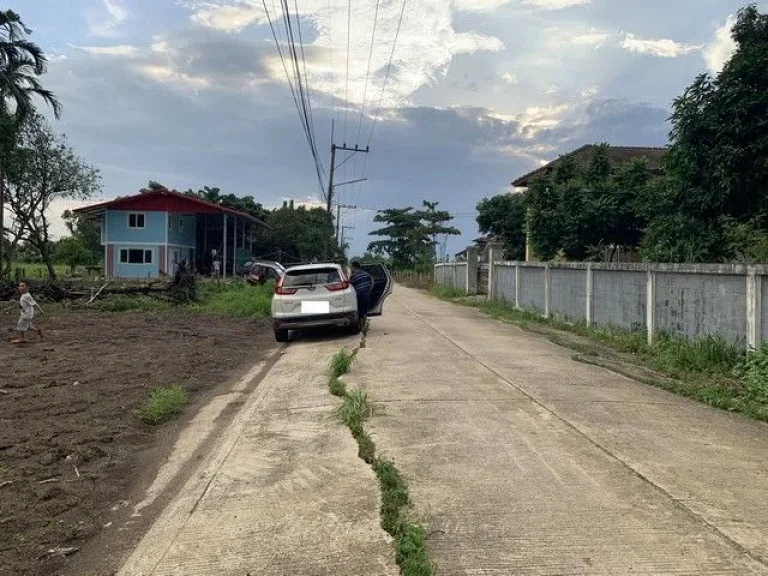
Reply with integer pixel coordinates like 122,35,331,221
341,225,355,255
334,203,358,243
326,143,369,213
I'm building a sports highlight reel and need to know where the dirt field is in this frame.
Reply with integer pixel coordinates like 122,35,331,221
0,304,275,576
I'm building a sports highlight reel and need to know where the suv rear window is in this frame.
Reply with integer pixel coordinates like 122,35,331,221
284,268,342,287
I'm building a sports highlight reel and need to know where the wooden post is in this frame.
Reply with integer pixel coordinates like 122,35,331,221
222,214,228,280
233,216,238,276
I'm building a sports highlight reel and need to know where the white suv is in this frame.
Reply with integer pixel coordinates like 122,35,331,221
271,262,391,342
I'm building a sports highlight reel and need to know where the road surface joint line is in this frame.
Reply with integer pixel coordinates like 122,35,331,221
140,347,284,576
396,295,768,569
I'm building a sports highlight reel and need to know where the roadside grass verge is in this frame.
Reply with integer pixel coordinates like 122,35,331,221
328,350,434,576
136,385,189,425
194,281,273,318
429,284,467,300
430,288,768,422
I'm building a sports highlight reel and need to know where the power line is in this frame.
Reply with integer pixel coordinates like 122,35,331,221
344,0,351,146
357,0,408,194
274,0,326,197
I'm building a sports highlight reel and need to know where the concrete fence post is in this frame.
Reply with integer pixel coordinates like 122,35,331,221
586,264,594,327
515,263,522,310
466,246,479,296
646,267,656,346
487,243,502,301
544,263,551,319
746,267,762,350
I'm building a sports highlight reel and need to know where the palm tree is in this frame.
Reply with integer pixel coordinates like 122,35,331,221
0,10,61,119
0,10,61,277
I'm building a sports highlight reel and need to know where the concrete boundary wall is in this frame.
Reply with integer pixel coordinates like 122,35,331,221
435,251,768,348
434,262,469,292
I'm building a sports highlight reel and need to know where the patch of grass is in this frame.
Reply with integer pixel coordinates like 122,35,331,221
329,376,347,397
428,284,466,300
95,296,172,312
395,523,433,576
136,385,189,425
650,332,741,376
330,348,356,378
334,389,373,430
195,281,273,318
373,458,411,535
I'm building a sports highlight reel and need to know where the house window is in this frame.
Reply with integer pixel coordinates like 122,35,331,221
168,215,173,231
119,249,153,264
128,213,145,229
178,216,184,233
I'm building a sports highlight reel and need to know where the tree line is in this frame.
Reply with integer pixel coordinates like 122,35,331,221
477,5,768,264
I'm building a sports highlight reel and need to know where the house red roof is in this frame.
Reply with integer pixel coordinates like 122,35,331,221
74,188,265,225
511,145,669,188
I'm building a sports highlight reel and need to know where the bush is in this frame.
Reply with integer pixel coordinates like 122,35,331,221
735,346,768,403
95,296,171,312
429,284,466,300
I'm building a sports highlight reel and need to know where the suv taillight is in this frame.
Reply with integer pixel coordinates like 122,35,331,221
326,280,349,292
274,278,297,295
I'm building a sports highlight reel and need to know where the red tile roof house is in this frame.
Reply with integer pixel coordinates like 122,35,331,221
510,145,669,262
74,188,265,279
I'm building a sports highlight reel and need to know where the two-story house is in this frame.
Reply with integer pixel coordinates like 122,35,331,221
75,188,263,279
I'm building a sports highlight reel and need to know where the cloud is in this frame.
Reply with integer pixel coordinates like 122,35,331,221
89,0,129,36
190,5,265,32
522,0,590,10
79,45,139,57
704,15,736,73
182,0,504,109
545,26,612,50
621,33,702,58
501,72,518,85
453,0,514,13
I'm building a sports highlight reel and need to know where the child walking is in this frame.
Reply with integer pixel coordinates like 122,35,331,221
11,281,43,344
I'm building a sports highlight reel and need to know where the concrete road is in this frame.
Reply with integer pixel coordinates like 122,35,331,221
117,334,397,576
349,286,768,575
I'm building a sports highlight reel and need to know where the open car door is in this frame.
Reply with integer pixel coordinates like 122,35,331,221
361,263,392,317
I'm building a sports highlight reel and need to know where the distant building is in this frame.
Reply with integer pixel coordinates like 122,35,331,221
74,187,264,279
511,145,669,262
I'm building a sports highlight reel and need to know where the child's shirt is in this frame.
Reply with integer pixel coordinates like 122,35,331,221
19,293,37,319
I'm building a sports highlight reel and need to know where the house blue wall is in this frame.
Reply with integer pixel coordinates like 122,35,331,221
167,213,197,247
113,245,159,278
106,210,166,243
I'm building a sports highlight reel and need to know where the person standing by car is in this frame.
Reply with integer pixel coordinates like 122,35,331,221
349,261,373,327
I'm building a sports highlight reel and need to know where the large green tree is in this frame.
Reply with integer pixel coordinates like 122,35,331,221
476,193,526,260
641,5,768,262
526,145,650,261
4,114,100,279
368,201,459,269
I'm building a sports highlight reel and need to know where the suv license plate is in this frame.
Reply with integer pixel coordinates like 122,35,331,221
301,301,330,314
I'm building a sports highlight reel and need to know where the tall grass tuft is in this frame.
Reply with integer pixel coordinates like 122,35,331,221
136,385,188,424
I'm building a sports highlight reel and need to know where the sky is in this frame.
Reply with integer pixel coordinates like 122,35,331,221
14,0,764,256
